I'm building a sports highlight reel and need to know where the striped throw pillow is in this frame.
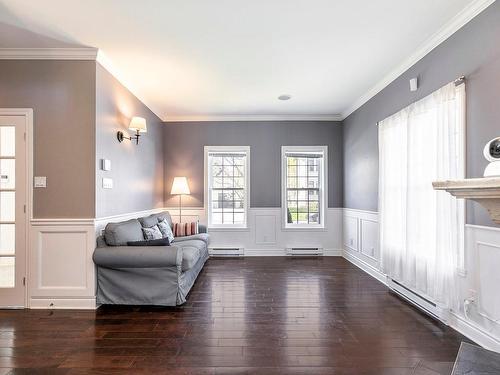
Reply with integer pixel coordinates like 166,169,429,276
173,222,199,237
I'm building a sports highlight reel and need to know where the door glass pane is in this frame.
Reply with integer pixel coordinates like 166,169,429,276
0,257,15,288
0,224,15,255
0,159,15,189
0,127,15,157
0,192,15,221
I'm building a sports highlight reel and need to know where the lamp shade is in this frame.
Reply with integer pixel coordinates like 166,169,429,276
129,117,147,133
171,177,190,195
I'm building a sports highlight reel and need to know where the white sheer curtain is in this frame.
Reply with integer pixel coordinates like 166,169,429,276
379,82,465,309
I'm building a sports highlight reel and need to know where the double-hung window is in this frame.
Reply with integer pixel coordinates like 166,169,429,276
282,146,327,229
205,146,250,229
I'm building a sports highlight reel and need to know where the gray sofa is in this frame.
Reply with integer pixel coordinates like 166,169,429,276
93,211,209,306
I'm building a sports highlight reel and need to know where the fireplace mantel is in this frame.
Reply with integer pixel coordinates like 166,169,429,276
432,177,500,224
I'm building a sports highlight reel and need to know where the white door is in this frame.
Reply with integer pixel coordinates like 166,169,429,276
0,115,27,307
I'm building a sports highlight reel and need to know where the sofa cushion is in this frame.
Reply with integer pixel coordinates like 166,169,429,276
158,219,175,243
174,239,206,252
142,225,163,240
138,214,159,228
173,233,210,245
104,219,144,246
180,246,201,271
127,238,170,247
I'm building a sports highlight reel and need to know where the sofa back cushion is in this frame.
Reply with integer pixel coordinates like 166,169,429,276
138,211,173,229
104,219,144,246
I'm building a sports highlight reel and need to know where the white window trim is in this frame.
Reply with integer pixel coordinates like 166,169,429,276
204,146,250,230
281,145,328,230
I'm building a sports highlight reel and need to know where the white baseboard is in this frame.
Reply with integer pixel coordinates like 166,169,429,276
343,249,387,285
449,312,500,352
30,297,96,310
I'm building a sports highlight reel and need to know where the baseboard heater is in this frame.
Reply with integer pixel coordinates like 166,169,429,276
388,278,443,322
286,247,323,256
208,247,244,257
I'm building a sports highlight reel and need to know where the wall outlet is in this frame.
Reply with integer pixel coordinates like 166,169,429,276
468,289,477,301
102,178,113,189
34,176,47,188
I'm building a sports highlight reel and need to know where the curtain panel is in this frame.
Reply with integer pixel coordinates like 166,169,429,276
379,82,465,309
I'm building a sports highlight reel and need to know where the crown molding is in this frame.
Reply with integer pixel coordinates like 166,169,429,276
340,0,496,120
0,47,98,60
164,114,343,123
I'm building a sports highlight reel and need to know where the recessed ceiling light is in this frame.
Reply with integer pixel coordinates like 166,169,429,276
278,94,292,101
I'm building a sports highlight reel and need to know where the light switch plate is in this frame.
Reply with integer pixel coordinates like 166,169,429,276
102,177,113,189
34,176,47,188
101,159,111,171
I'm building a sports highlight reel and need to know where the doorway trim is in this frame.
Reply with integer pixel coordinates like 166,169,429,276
0,108,33,307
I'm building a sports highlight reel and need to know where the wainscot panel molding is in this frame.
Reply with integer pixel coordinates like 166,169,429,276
29,218,96,309
343,208,380,269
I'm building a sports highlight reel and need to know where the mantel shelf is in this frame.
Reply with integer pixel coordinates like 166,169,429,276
432,177,500,224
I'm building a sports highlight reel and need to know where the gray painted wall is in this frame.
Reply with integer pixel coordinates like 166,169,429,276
95,63,164,218
343,1,500,227
0,60,96,218
164,121,343,208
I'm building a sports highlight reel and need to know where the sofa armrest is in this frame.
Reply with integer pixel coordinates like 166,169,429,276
93,245,182,269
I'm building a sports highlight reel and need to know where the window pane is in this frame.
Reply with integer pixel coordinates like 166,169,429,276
287,163,297,177
0,192,15,221
234,212,245,224
287,191,297,201
233,156,245,166
212,165,223,177
212,177,223,188
309,213,320,223
308,177,319,188
0,159,15,189
233,165,244,177
0,257,14,288
297,165,307,177
223,212,234,224
211,156,223,166
287,177,297,188
222,165,233,177
0,224,15,255
212,212,223,225
234,178,244,189
297,177,308,189
297,190,307,200
234,190,245,200
0,127,15,158
309,190,319,201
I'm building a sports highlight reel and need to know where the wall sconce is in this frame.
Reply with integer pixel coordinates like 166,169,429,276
117,117,147,145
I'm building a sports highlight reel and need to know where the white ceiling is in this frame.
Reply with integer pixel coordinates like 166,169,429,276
0,0,490,121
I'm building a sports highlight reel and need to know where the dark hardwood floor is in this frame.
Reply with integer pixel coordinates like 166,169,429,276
0,257,471,374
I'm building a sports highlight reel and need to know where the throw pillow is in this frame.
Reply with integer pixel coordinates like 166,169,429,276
127,238,170,246
142,225,163,240
157,219,175,243
173,221,199,237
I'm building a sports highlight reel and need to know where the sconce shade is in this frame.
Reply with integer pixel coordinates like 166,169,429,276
129,117,147,133
171,177,190,195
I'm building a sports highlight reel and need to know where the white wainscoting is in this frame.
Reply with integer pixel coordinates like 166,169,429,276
450,224,500,352
30,219,96,309
165,207,343,256
341,208,500,352
342,209,383,278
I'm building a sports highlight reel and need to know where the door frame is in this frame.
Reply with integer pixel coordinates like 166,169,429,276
0,108,33,307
